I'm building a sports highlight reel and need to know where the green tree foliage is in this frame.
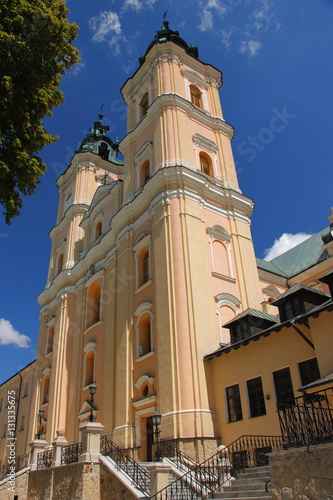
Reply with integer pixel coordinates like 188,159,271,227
0,0,80,224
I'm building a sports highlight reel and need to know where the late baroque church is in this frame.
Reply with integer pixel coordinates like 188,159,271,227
1,22,333,496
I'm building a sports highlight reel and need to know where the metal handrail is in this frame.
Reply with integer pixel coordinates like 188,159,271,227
159,439,198,474
101,435,150,495
61,441,82,465
278,386,333,448
151,434,284,500
0,451,31,481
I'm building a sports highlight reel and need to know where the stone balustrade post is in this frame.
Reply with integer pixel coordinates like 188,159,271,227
29,439,49,470
146,463,171,497
52,427,68,467
79,420,104,463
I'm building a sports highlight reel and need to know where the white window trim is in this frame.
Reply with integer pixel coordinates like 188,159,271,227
83,343,97,388
134,305,153,360
215,293,240,345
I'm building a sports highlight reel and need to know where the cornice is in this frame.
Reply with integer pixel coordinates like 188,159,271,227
50,203,90,238
120,92,234,152
40,165,253,307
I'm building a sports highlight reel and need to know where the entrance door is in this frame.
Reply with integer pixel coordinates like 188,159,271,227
146,416,153,462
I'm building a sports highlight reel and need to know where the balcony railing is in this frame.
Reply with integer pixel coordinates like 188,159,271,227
61,442,82,465
278,386,333,448
37,449,53,470
150,434,284,500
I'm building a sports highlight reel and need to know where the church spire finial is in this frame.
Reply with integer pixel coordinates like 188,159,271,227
99,104,104,123
162,10,169,30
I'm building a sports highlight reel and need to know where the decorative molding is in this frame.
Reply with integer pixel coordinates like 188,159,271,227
193,134,218,153
135,375,155,390
134,301,153,318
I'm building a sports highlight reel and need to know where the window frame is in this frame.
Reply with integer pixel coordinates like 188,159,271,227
226,384,243,423
247,376,266,418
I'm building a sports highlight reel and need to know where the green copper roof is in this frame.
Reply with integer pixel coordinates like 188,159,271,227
138,20,199,65
223,308,278,328
271,283,329,306
76,113,123,165
257,227,329,278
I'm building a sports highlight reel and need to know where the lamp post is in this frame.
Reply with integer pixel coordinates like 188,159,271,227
152,409,162,462
37,408,45,439
89,383,97,422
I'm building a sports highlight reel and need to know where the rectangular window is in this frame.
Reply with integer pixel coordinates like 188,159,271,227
284,296,302,320
273,367,294,408
299,358,321,386
226,384,243,422
247,376,266,418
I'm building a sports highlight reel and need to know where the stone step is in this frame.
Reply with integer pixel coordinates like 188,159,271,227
214,497,272,500
223,483,270,492
214,492,272,499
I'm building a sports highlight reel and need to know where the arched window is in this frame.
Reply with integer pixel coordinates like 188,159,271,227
190,84,202,108
140,92,149,118
57,253,64,275
199,153,212,176
87,283,101,328
138,313,152,358
85,350,95,386
98,142,109,160
46,326,54,354
212,240,229,277
140,161,150,186
42,374,50,404
143,251,149,284
95,221,102,240
137,248,150,288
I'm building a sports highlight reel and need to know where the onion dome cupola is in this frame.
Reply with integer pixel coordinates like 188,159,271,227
138,20,199,65
76,112,123,164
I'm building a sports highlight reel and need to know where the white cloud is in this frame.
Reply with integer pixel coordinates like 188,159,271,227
70,61,86,76
89,11,122,43
264,233,313,261
123,0,142,11
122,0,157,10
198,0,227,32
220,28,233,48
240,40,262,57
0,319,31,348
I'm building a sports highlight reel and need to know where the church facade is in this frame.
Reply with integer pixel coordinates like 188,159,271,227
1,22,333,471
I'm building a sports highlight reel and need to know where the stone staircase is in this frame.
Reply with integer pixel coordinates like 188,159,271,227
213,466,272,500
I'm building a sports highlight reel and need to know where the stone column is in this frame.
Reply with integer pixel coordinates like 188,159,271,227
52,427,68,467
146,463,171,497
79,421,104,463
29,439,49,470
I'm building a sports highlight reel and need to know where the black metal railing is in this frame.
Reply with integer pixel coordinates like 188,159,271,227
37,449,53,469
101,435,150,495
159,439,198,474
278,386,333,448
61,442,82,465
0,451,31,481
151,435,284,500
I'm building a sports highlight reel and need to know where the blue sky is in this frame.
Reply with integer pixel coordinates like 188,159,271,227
1,0,332,383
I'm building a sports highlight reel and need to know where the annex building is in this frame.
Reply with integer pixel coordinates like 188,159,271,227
1,21,333,500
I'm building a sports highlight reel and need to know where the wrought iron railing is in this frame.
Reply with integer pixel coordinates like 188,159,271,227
101,435,150,495
159,439,198,474
151,435,284,500
0,451,31,481
61,441,82,465
37,449,53,469
278,386,333,448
